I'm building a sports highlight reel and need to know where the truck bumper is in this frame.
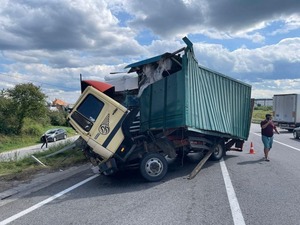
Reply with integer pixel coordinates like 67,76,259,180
274,122,299,131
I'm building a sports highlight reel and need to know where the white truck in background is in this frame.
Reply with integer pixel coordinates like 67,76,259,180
273,94,300,132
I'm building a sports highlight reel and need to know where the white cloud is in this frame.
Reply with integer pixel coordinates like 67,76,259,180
251,79,300,98
113,0,300,43
270,14,300,35
191,37,300,82
0,0,300,103
0,0,141,57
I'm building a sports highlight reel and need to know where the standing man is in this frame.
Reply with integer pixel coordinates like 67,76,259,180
260,114,279,161
41,134,48,149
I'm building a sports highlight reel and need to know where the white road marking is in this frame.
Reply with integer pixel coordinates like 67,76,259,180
252,132,300,152
220,158,246,225
0,174,99,225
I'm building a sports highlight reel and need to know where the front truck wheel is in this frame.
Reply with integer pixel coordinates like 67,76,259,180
210,143,224,161
140,153,168,182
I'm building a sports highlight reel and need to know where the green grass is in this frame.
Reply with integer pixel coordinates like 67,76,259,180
252,109,272,124
0,126,77,153
0,140,88,180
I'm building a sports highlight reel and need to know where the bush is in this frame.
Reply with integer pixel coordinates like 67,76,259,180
252,109,273,123
21,118,44,136
48,110,68,126
22,125,43,136
254,106,272,111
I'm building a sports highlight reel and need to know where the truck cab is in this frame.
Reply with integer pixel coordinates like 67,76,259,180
69,82,130,167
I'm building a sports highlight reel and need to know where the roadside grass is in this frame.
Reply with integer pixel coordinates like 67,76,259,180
0,135,39,153
252,109,272,124
0,126,77,153
0,140,88,181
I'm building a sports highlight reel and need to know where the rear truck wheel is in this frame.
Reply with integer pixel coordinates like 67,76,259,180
140,153,168,182
210,143,224,161
293,131,299,139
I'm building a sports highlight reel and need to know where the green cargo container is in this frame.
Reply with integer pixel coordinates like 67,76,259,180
135,38,252,140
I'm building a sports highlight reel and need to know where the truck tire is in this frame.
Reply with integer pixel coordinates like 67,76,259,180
210,143,224,161
293,131,299,139
140,153,168,182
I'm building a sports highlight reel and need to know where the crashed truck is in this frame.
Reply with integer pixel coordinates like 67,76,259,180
68,37,253,182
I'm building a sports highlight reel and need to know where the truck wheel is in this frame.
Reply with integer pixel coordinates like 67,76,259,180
140,153,168,182
210,143,224,161
293,131,299,139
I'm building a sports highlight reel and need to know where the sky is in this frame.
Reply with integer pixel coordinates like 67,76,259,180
0,0,299,104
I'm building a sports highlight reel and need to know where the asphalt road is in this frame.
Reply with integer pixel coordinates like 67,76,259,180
1,124,300,225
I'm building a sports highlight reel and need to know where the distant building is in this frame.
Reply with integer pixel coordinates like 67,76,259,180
254,98,273,107
51,98,68,111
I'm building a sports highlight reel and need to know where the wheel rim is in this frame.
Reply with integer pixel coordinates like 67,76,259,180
293,131,297,138
145,158,164,177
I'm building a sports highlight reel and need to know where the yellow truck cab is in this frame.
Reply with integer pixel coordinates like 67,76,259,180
69,85,126,158
68,80,141,175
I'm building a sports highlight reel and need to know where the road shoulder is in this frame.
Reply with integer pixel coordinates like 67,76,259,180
0,163,91,205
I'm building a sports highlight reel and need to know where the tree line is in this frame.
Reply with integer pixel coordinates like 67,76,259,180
0,83,68,136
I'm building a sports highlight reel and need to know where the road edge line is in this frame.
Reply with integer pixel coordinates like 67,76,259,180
0,174,99,225
220,158,246,225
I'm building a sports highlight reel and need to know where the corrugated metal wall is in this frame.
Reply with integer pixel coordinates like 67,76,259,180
185,51,252,140
140,71,186,131
140,49,252,140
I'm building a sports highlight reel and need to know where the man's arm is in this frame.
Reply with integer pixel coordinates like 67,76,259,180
274,126,280,134
261,120,271,129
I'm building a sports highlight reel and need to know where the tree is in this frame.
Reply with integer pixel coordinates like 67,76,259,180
6,83,47,134
0,90,15,134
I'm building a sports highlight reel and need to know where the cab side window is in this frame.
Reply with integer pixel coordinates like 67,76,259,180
77,94,104,122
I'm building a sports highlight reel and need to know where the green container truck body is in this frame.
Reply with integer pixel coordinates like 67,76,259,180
140,45,252,141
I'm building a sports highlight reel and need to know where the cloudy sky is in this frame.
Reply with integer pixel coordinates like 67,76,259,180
0,0,299,104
